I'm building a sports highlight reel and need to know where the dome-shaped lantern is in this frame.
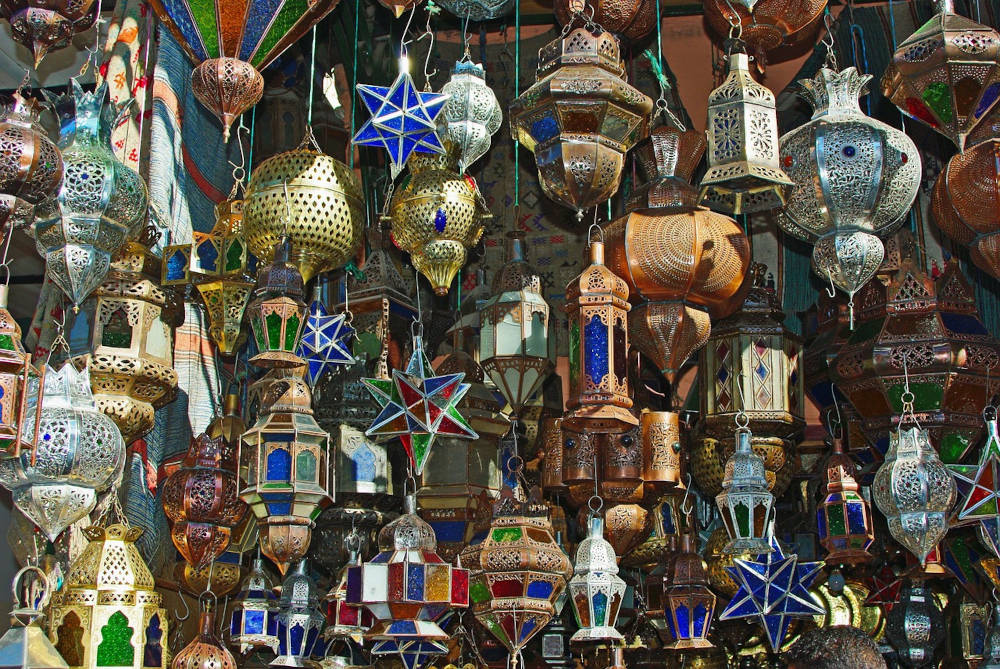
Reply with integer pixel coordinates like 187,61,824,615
567,513,626,643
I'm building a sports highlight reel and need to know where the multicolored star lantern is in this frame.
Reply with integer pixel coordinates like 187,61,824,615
352,57,449,178
719,535,824,651
950,413,1000,559
297,300,356,387
362,337,478,475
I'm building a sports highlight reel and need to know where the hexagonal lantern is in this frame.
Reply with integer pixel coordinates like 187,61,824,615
246,236,308,369
567,515,626,644
229,557,279,654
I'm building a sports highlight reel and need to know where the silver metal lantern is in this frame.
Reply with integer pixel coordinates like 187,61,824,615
567,514,626,644
436,0,514,21
714,424,775,555
273,560,325,667
437,59,503,172
229,557,279,654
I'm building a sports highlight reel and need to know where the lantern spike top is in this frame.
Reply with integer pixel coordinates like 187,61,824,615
711,48,775,108
490,231,542,294
823,436,861,496
254,235,304,299
278,560,321,611
2,92,46,130
574,514,619,575
936,0,956,14
376,499,438,551
798,67,872,117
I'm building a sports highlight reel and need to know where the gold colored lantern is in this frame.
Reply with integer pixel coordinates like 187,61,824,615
48,524,168,669
510,28,653,218
243,131,363,283
386,146,489,296
246,237,308,369
691,432,798,498
540,417,566,495
623,486,688,569
703,0,827,63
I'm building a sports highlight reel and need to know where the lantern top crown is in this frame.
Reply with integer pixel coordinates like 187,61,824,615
723,430,768,489
66,524,159,594
491,231,542,294
258,367,314,415
672,532,710,586
566,240,629,307
537,27,625,78
711,51,775,107
799,67,873,117
492,484,552,525
378,500,438,552
279,560,320,611
574,515,619,575
348,232,414,303
823,436,861,494
2,92,46,129
628,124,706,212
240,557,275,596
255,236,304,299
452,59,487,79
183,432,237,471
38,363,96,410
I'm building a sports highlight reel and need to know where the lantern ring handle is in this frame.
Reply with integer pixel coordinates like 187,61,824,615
986,405,998,423
11,565,49,611
734,412,750,430
199,589,218,612
587,222,604,246
588,495,603,514
346,530,363,552
900,390,915,406
506,455,524,476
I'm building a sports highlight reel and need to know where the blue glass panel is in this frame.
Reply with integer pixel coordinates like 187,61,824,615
277,622,288,654
530,116,558,143
244,609,265,633
434,209,447,233
717,366,729,384
693,603,709,637
592,591,608,626
974,619,988,654
525,580,553,600
288,622,305,656
239,0,285,62
267,614,277,635
942,312,989,335
406,563,425,600
305,628,320,656
142,615,163,668
429,521,466,543
266,448,291,481
230,613,239,635
661,505,676,534
675,605,690,638
387,620,417,635
519,618,536,642
381,114,405,132
845,501,866,532
196,240,219,272
817,509,827,538
159,0,208,61
165,249,188,281
977,82,1000,118
267,502,291,515
584,314,609,386
352,445,376,482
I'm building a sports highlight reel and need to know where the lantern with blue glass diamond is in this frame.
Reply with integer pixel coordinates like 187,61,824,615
297,292,355,388
272,560,325,667
229,557,279,654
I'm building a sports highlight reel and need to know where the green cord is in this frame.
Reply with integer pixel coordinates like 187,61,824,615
349,0,360,170
655,0,663,75
307,25,318,126
513,0,520,211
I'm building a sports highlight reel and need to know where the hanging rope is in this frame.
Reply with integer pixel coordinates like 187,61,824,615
513,0,521,213
349,0,360,170
307,24,318,126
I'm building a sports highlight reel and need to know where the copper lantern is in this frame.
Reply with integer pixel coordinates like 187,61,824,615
553,0,665,42
703,0,826,63
817,436,874,565
0,284,40,455
172,597,237,669
665,531,716,649
246,237,308,369
1,0,97,66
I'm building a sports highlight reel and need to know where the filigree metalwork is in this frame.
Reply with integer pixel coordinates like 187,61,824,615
437,60,502,172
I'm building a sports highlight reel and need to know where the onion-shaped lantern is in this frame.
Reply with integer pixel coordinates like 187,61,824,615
386,147,489,296
778,67,920,320
567,514,626,643
274,560,325,666
0,92,62,228
243,132,363,282
665,531,716,649
0,364,125,542
1,0,97,67
246,237,308,369
553,0,664,42
437,60,502,172
510,28,653,218
33,80,147,308
882,0,1000,152
885,581,945,668
715,426,774,555
172,596,237,669
229,557,279,654
703,0,826,64
479,232,552,418
817,436,874,565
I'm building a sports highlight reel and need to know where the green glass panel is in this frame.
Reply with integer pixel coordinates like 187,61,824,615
828,504,846,536
470,582,490,603
941,431,972,464
734,502,750,537
979,499,999,516
887,382,943,413
225,240,244,272
265,312,282,350
847,318,884,345
922,82,954,124
0,334,14,351
284,313,300,351
492,527,523,543
96,611,134,666
250,0,308,67
295,450,316,482
188,0,220,59
487,618,510,647
569,321,580,391
411,432,431,470
252,319,265,350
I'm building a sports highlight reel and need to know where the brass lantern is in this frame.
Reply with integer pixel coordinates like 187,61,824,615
172,597,237,669
0,284,40,455
553,0,663,41
479,232,552,418
817,436,874,566
0,92,62,226
243,131,363,283
247,237,308,369
665,531,716,649
567,514,626,643
0,0,97,66
715,426,774,555
703,0,826,63
47,524,168,669
240,367,333,573
510,28,653,218
699,47,792,215
882,0,1000,152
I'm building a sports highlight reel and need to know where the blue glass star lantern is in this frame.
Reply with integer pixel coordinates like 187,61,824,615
353,57,449,178
362,335,478,475
297,299,355,387
720,535,824,652
952,409,1000,559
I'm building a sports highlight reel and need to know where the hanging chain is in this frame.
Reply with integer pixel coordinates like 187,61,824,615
822,7,839,70
899,351,921,429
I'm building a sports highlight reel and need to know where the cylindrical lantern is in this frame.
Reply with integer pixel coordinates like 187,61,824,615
568,514,626,643
715,426,774,555
885,581,945,668
817,436,874,565
229,557,279,654
665,531,716,649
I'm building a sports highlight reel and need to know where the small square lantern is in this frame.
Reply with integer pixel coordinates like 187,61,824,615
229,557,279,654
715,426,775,555
817,436,874,565
568,514,627,644
247,236,308,369
0,284,39,456
665,531,716,649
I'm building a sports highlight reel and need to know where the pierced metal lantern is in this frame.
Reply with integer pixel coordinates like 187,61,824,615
883,0,1000,152
243,132,364,283
885,581,945,668
0,92,62,227
510,28,653,218
386,146,489,296
567,515,626,643
700,48,792,214
0,284,40,455
162,197,256,355
229,557,279,654
479,232,552,418
715,426,774,555
873,426,956,565
436,0,512,21
460,486,572,663
553,0,664,42
778,67,920,316
0,364,125,542
34,80,148,308
437,60,503,172
47,524,168,669
665,531,716,649
247,237,308,369
172,599,237,669
0,566,68,669
240,367,333,573
273,560,326,667
0,0,97,67
817,436,874,566
703,0,826,62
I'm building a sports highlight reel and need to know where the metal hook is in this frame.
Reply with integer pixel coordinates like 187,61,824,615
461,8,473,61
822,7,839,69
399,4,419,55
824,269,837,298
227,124,250,186
175,592,191,622
680,473,694,517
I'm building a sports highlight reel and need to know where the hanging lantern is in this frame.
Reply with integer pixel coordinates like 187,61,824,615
952,596,991,662
436,0,512,21
623,486,688,569
510,27,653,218
817,436,874,565
703,0,826,64
437,59,503,172
162,197,256,355
699,46,792,215
162,432,248,569
778,67,920,317
873,426,956,565
567,513,626,643
243,131,363,282
553,0,663,41
703,526,743,598
172,596,237,669
273,560,326,666
885,581,945,668
460,485,572,665
691,433,798,499
715,425,774,555
246,237,308,369
325,541,372,643
665,531,716,649
540,418,566,495
0,566,68,669
33,80,148,308
297,292,355,388
0,284,40,455
0,364,125,542
950,409,1000,558
386,146,489,296
1,0,97,67
0,92,62,227
229,557,279,654
47,524,168,669
240,367,333,573
985,603,1000,669
479,232,552,418
883,0,1000,152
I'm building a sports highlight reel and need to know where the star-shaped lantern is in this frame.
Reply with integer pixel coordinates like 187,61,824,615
297,299,356,387
720,535,824,651
353,57,448,178
951,411,1000,558
363,336,478,474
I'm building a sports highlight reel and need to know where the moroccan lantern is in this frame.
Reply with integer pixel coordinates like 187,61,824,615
460,485,572,665
951,410,1000,558
817,436,874,565
567,513,626,643
553,0,663,42
146,0,338,139
665,531,716,649
162,432,248,569
778,67,921,319
623,486,688,569
436,0,512,21
715,425,774,555
479,232,552,418
0,92,62,226
240,367,333,573
229,557,279,654
325,539,372,642
985,604,1000,668
386,145,490,296
699,46,792,215
47,524,168,669
882,0,1000,152
437,59,503,172
1,0,97,67
0,284,40,455
161,197,256,355
873,426,956,566
691,432,798,498
540,418,566,495
172,596,237,669
704,526,744,598
243,131,364,282
273,560,326,666
246,237,308,369
885,581,945,668
0,566,68,669
703,0,826,63
68,235,179,443
297,285,355,388
0,363,125,542
510,27,653,218
33,80,147,308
